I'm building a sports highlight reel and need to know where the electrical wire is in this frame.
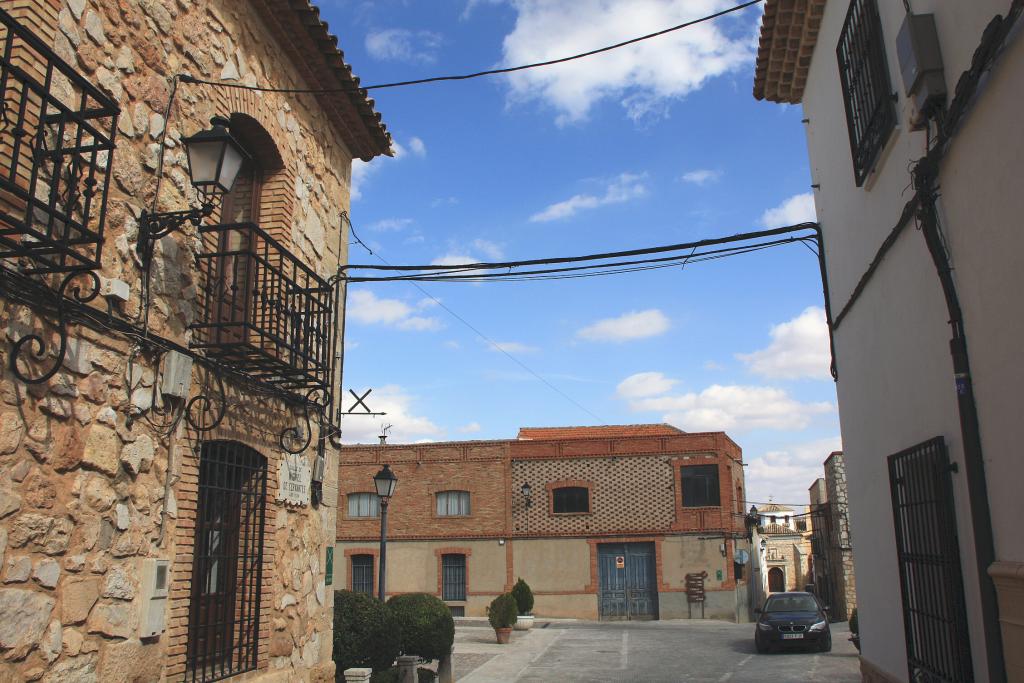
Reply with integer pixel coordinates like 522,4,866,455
179,1,762,94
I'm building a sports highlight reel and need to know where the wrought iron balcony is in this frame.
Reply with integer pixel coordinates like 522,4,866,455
0,7,119,275
192,222,334,394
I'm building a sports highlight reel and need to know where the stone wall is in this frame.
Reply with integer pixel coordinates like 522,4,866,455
0,0,383,680
824,451,857,621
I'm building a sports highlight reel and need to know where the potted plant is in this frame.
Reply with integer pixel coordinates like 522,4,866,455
511,578,535,631
849,608,860,652
487,593,518,644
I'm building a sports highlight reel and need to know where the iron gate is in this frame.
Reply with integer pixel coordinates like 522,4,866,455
809,503,837,612
598,543,658,620
888,436,973,682
186,441,268,683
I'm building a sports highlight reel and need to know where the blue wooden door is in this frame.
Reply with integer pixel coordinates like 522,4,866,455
598,543,658,620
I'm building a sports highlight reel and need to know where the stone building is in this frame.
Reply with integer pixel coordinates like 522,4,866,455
754,503,811,595
0,1,389,681
336,425,753,622
808,451,857,621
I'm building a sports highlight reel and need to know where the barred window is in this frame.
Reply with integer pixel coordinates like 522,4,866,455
347,492,380,518
351,555,374,596
681,465,720,507
436,491,470,517
552,486,589,514
441,554,466,601
837,0,897,186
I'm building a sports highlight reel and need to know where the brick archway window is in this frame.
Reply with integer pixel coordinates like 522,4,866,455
219,114,284,226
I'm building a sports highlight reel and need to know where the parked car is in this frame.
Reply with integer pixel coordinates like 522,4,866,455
754,592,831,654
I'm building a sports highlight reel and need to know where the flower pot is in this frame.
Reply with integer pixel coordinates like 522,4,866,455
514,615,535,631
494,627,513,644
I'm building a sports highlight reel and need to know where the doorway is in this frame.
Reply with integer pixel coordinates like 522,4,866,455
768,566,785,593
597,542,659,620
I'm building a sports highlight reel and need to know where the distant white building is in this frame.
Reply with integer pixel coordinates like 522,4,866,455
753,1,1023,681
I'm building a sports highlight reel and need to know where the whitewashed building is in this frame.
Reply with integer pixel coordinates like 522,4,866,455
754,1,1023,681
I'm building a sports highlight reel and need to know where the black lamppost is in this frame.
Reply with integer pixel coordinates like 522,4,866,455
137,116,250,266
521,482,531,533
373,463,398,601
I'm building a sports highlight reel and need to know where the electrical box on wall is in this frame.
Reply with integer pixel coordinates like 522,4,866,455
896,13,946,129
139,558,169,639
160,350,193,399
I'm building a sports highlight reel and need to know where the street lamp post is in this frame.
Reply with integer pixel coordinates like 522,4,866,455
373,464,398,601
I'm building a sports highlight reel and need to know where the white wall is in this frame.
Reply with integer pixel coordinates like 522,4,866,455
799,1,1024,680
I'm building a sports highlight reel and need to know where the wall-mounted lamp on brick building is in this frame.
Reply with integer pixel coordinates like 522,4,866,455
521,482,532,508
373,464,398,601
137,116,250,266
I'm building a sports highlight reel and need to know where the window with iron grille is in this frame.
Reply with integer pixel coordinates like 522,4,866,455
888,437,973,682
351,554,374,596
681,465,720,507
436,491,470,517
186,441,267,683
836,0,897,186
441,554,466,601
552,486,589,514
347,492,380,518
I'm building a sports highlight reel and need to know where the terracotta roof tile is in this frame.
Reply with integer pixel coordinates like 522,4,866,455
759,503,795,513
753,0,826,104
517,424,686,440
762,523,801,535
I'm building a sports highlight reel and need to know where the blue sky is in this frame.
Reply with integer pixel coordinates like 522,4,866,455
322,0,840,506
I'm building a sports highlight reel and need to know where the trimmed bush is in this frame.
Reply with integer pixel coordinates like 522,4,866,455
333,590,401,674
487,593,518,629
386,593,455,662
511,578,534,616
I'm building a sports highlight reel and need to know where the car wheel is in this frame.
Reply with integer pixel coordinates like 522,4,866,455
818,631,832,653
755,635,769,654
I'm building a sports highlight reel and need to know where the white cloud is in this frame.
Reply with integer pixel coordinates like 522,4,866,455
340,384,444,444
365,29,443,63
472,239,504,260
366,218,413,232
737,307,831,380
680,169,722,186
347,289,444,332
431,196,459,208
462,0,505,20
616,371,678,399
408,137,427,157
489,341,538,354
349,138,419,201
432,239,504,266
431,254,478,266
530,172,648,222
577,309,670,342
745,436,843,505
616,373,833,432
761,192,816,228
443,340,462,350
458,421,482,433
501,0,756,124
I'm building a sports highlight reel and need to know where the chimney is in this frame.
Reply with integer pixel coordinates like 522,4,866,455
379,434,387,446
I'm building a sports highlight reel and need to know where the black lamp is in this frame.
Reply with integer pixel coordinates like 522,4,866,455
137,116,250,266
521,482,532,508
373,463,398,499
373,464,397,601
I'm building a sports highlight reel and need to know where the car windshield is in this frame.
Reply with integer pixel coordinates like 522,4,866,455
765,595,819,613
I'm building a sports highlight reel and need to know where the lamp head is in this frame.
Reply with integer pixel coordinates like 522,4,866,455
182,116,250,197
373,463,398,499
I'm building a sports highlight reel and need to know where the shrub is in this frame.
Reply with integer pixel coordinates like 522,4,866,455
386,593,455,662
333,590,401,674
849,608,859,634
487,593,518,629
511,578,534,616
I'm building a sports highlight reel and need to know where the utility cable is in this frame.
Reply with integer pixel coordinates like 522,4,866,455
178,1,762,93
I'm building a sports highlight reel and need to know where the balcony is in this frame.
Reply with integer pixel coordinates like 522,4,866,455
192,222,334,393
0,7,119,275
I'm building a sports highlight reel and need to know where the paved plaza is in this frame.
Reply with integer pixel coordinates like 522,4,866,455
452,619,862,682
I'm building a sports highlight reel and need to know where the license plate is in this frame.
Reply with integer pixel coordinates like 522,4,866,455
782,633,804,640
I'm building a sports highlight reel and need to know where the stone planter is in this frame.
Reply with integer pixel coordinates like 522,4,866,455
514,615,534,631
494,627,513,644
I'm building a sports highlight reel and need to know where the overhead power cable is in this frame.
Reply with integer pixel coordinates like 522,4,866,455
178,0,762,93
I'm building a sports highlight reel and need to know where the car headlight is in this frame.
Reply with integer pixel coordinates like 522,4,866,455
808,619,827,632
757,622,774,631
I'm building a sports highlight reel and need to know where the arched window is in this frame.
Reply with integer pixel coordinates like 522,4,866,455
220,114,284,226
187,441,267,679
436,491,470,516
347,492,380,518
552,486,589,514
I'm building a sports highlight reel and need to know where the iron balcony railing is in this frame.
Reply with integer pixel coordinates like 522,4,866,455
192,222,334,394
0,7,118,275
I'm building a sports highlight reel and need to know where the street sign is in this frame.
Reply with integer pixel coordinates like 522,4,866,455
615,556,625,569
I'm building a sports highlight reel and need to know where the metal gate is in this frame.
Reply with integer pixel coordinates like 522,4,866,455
888,436,973,682
598,543,658,620
809,503,836,611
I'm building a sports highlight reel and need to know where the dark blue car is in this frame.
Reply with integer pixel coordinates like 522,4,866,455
754,592,832,653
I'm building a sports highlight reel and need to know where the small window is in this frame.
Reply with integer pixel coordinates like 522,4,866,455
348,493,380,518
351,555,374,596
436,491,470,517
552,486,589,514
681,465,720,507
441,554,466,601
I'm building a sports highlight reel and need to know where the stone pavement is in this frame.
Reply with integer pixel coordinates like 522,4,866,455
453,619,862,682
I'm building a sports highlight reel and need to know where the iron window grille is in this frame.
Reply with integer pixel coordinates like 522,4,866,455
351,554,374,596
441,554,467,602
680,465,720,507
347,492,380,518
436,490,470,517
552,486,589,514
888,436,973,682
0,7,118,275
192,222,334,393
186,441,268,683
837,0,897,187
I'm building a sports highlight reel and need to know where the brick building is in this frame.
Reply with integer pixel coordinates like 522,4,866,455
336,425,753,621
0,1,388,681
